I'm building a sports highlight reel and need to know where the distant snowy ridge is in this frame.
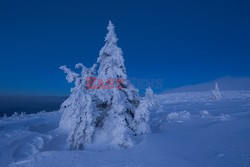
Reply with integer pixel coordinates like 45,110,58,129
165,76,250,93
1,90,249,120
158,90,250,104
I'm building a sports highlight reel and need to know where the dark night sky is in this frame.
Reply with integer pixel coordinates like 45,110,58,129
0,0,249,96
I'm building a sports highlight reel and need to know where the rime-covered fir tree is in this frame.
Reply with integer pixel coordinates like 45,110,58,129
59,64,97,149
211,82,222,100
95,21,140,148
144,87,157,110
59,21,154,150
132,87,156,135
67,93,95,150
59,65,80,131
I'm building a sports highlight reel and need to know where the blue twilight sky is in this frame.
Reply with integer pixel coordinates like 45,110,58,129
0,0,249,96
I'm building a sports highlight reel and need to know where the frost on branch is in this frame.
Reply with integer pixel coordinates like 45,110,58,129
59,66,79,84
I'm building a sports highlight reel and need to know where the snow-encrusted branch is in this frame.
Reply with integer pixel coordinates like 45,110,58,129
59,65,79,83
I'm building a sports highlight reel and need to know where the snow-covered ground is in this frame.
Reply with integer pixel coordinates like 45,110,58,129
1,91,250,167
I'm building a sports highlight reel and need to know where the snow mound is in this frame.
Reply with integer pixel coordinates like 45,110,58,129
13,137,44,161
200,110,211,118
166,111,191,123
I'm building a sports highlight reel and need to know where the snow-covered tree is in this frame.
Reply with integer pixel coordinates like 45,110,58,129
59,64,97,149
211,82,222,100
59,21,154,150
144,87,157,109
132,87,156,135
67,93,95,150
59,64,96,130
95,21,140,148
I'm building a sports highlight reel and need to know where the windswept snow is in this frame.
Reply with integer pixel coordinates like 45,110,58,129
1,91,250,167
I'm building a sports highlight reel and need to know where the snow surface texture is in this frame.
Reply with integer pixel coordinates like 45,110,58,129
1,91,250,167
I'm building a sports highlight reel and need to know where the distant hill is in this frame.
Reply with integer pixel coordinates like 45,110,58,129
164,76,250,93
0,96,67,116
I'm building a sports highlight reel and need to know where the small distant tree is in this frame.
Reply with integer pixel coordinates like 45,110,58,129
211,82,222,100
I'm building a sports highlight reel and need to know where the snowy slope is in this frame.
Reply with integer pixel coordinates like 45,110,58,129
1,91,250,167
165,76,250,93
